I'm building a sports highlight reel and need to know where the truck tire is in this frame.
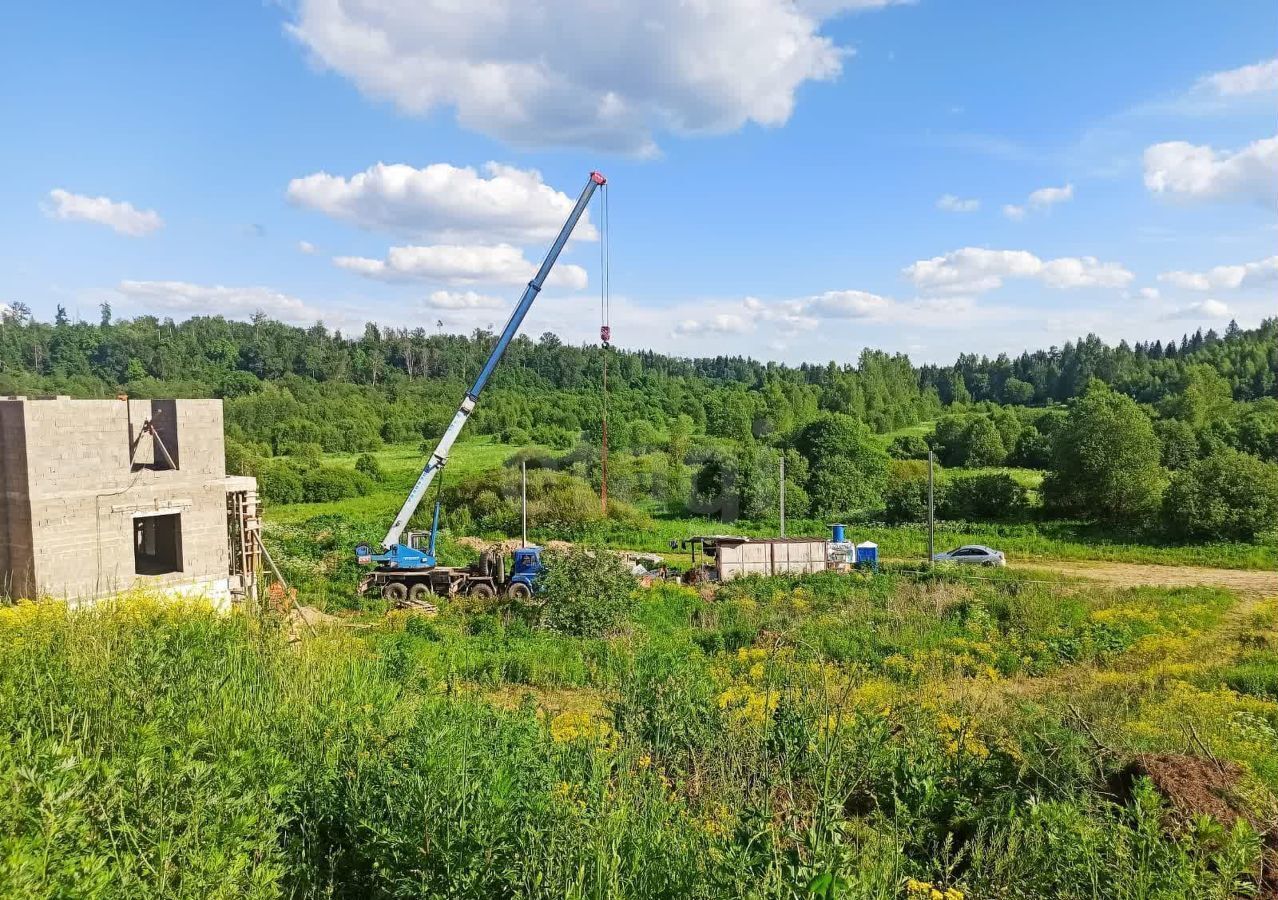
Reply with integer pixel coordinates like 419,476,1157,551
468,582,496,599
506,582,533,600
382,582,408,602
408,583,432,604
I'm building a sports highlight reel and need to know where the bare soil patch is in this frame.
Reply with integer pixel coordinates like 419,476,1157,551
1014,559,1278,597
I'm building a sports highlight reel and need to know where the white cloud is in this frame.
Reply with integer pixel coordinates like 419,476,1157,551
297,240,317,254
936,194,979,213
1003,183,1072,219
904,247,1133,295
1027,183,1073,208
1159,255,1278,292
333,243,588,289
287,162,598,242
1143,134,1278,205
46,189,163,237
671,313,753,337
806,290,892,318
115,280,326,325
423,290,505,310
1139,287,1160,300
1196,58,1278,97
284,0,907,154
1161,298,1230,320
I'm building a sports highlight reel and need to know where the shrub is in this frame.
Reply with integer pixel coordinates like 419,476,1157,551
1162,449,1278,541
942,473,1029,521
888,433,930,460
225,438,261,477
301,467,374,503
354,452,385,482
538,548,635,637
883,477,942,524
258,462,303,504
283,441,324,462
1009,426,1052,468
501,426,532,446
962,417,1008,467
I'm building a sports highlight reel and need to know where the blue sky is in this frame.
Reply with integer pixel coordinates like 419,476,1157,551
1,0,1274,364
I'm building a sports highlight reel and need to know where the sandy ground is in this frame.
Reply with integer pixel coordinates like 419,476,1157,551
1012,558,1278,597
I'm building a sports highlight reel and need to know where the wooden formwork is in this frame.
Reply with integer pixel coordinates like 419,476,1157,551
226,485,260,607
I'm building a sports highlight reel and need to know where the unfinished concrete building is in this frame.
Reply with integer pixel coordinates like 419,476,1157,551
0,397,259,603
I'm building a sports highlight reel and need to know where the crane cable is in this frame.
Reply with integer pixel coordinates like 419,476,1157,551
598,183,610,516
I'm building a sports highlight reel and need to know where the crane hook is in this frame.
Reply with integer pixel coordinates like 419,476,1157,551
600,324,611,349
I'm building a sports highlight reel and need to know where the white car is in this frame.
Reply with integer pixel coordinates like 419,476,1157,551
932,545,1006,567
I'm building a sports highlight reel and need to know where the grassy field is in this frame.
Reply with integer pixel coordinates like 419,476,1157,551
3,569,1276,897
264,440,1277,585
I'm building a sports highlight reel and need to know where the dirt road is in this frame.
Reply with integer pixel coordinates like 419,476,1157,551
1012,558,1278,596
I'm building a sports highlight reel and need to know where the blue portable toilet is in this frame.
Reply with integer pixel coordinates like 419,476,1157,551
855,541,878,570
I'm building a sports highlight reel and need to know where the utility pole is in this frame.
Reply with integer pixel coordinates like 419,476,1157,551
779,453,786,537
521,460,528,548
927,450,935,566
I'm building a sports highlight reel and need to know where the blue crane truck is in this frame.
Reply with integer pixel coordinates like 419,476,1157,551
355,171,607,605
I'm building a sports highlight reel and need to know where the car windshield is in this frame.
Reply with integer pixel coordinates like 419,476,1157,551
946,547,964,555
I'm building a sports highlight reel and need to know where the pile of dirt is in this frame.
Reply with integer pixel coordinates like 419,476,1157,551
454,537,572,554
287,603,342,642
1116,754,1277,896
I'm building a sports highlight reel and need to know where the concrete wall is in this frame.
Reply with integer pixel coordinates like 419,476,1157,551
0,398,232,600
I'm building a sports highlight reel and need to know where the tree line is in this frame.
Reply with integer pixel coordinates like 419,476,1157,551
0,305,1274,539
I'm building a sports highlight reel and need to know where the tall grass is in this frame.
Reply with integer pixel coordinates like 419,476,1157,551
2,578,1272,898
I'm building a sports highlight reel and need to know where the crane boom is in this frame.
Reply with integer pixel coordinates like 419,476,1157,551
378,171,606,550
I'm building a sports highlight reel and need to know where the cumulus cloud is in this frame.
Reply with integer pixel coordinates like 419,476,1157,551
423,290,505,310
806,290,892,318
936,194,979,213
1003,183,1072,219
671,313,753,337
1139,287,1160,300
297,240,317,254
46,189,163,237
284,0,906,154
115,280,325,325
696,288,997,341
1195,58,1278,97
333,243,588,289
1161,298,1230,320
287,162,597,242
903,247,1133,295
1027,183,1073,208
1158,255,1278,292
1143,134,1277,205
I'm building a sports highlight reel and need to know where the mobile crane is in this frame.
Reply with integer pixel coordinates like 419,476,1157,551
355,171,607,605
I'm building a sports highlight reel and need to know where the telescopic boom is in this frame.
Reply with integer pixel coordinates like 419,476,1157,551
378,171,606,550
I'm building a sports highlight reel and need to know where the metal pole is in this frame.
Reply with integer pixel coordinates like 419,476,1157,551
779,453,786,537
927,450,935,566
521,460,528,548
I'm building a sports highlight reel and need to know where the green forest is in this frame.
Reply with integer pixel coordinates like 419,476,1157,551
1,306,1275,554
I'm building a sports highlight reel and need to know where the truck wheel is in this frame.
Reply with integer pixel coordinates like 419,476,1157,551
408,583,432,604
506,582,533,601
468,582,496,599
382,582,408,602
